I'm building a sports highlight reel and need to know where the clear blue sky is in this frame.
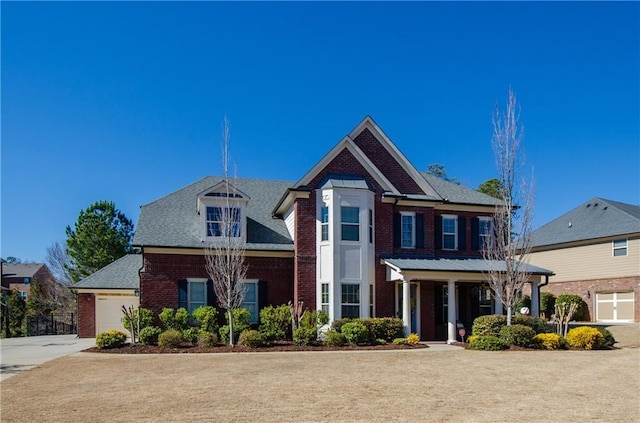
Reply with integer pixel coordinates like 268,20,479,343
2,2,639,263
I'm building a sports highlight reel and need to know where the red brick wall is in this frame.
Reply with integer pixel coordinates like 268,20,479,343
77,293,95,338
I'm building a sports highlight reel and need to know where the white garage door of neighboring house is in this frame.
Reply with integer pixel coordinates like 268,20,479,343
96,295,139,335
596,292,634,322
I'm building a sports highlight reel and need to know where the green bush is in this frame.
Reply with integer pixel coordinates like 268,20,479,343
293,326,317,346
331,318,352,334
238,329,265,348
472,315,507,337
259,304,292,342
512,315,548,334
499,324,536,347
122,307,154,333
566,326,604,350
192,306,219,334
96,330,127,349
139,326,162,345
540,292,556,319
596,327,616,348
159,307,190,331
373,338,387,345
182,327,200,344
516,295,531,310
197,331,219,347
555,294,585,321
341,321,371,345
469,335,508,351
362,318,405,342
533,333,565,350
158,329,184,348
392,337,408,345
219,308,252,344
323,330,346,347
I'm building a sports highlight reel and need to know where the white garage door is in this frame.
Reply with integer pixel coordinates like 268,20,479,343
596,292,634,322
96,295,140,335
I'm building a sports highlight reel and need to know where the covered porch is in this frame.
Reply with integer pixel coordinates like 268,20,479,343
383,257,553,343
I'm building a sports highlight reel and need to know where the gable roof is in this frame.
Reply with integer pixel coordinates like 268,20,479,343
2,263,45,279
530,197,640,248
422,174,503,207
73,254,141,290
133,177,294,251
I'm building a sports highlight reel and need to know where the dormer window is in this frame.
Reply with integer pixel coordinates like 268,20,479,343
206,206,241,237
197,181,249,242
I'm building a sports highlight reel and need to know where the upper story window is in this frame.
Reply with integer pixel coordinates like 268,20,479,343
478,217,492,249
401,212,416,249
613,239,628,257
368,209,373,244
206,207,241,237
442,215,458,250
341,206,360,241
198,181,249,242
320,206,329,242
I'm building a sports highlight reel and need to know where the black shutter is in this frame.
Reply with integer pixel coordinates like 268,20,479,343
258,281,268,321
207,279,216,307
471,218,480,251
178,280,188,309
416,213,424,249
393,212,401,248
434,215,443,250
458,217,466,251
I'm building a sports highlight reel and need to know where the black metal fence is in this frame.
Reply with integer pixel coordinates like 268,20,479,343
26,313,77,336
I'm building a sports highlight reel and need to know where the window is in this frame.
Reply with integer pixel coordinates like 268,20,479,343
187,280,207,314
206,206,241,238
368,209,373,244
23,277,30,284
321,283,329,314
478,284,493,316
401,213,416,248
479,217,492,249
19,291,27,299
369,284,374,317
242,281,259,324
341,284,360,318
613,239,628,257
341,207,360,241
320,206,329,242
442,215,458,250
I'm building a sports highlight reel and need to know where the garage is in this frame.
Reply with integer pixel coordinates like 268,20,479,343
96,294,139,334
596,292,635,322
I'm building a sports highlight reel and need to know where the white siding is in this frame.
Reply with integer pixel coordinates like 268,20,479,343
284,208,295,241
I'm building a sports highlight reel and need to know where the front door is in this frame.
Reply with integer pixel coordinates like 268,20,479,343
396,283,419,334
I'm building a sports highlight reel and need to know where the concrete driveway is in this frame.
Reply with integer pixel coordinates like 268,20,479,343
1,335,95,381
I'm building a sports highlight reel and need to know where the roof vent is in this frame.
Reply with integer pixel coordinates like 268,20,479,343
594,203,599,207
586,204,591,208
568,222,572,228
603,206,608,210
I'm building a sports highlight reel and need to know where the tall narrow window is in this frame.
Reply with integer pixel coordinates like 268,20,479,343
442,215,458,250
321,283,330,314
320,206,329,241
401,213,416,248
478,217,492,250
479,284,493,316
206,206,241,237
188,280,207,314
369,284,374,317
368,209,373,244
341,207,360,241
613,239,628,257
242,281,259,324
341,284,360,318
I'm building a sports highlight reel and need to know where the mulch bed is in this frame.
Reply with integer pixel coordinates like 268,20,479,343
84,341,430,354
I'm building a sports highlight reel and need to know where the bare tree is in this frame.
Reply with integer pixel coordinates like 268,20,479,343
45,241,73,286
204,117,248,347
482,89,535,325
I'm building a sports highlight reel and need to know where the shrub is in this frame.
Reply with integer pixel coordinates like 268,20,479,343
139,326,162,345
122,307,154,333
96,330,127,349
469,335,508,351
158,329,184,348
512,315,548,334
472,315,507,337
555,294,585,321
259,305,292,342
197,331,219,347
533,333,565,350
499,324,536,347
566,326,604,350
238,329,265,348
341,321,371,345
365,318,405,342
373,338,387,345
159,307,190,331
192,306,219,334
392,337,407,345
323,330,346,347
540,292,556,319
182,327,200,344
516,295,531,311
596,327,616,348
331,318,352,334
293,326,317,346
219,308,252,345
406,333,420,345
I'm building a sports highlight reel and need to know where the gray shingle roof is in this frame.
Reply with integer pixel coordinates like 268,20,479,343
133,177,294,250
384,257,553,276
423,174,503,206
2,263,45,279
530,197,640,248
74,254,142,290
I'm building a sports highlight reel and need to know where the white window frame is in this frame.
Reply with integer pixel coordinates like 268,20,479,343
320,206,329,242
442,215,458,251
341,283,360,318
613,239,628,257
478,216,493,250
321,283,330,314
242,279,259,324
401,212,416,249
206,206,242,238
341,206,360,242
186,278,208,314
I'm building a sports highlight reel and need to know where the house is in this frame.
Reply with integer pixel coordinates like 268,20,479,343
528,198,640,323
1,263,55,301
75,116,553,341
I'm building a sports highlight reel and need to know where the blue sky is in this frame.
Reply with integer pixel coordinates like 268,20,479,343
2,2,639,263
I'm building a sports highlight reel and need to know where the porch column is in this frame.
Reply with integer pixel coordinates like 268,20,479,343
447,279,456,344
402,278,411,336
530,281,540,317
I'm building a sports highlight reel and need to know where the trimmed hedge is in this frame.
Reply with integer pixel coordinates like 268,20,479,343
259,305,291,342
596,327,616,348
323,330,346,347
197,331,219,347
238,330,265,348
566,326,604,350
533,333,565,350
96,330,127,349
469,335,508,351
341,321,370,345
139,326,162,346
512,315,548,334
158,329,183,348
499,324,536,347
472,315,507,337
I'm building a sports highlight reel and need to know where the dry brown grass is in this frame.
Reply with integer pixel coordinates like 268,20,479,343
2,326,639,423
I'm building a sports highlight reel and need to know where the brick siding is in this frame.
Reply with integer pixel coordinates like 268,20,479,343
77,293,96,338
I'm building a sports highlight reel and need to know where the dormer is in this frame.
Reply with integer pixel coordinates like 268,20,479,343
197,180,250,243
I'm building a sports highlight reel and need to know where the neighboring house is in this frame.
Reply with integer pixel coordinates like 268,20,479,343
1,263,55,301
528,198,640,323
75,116,553,341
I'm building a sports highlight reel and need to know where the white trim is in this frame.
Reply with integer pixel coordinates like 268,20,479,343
400,212,416,249
612,238,628,257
